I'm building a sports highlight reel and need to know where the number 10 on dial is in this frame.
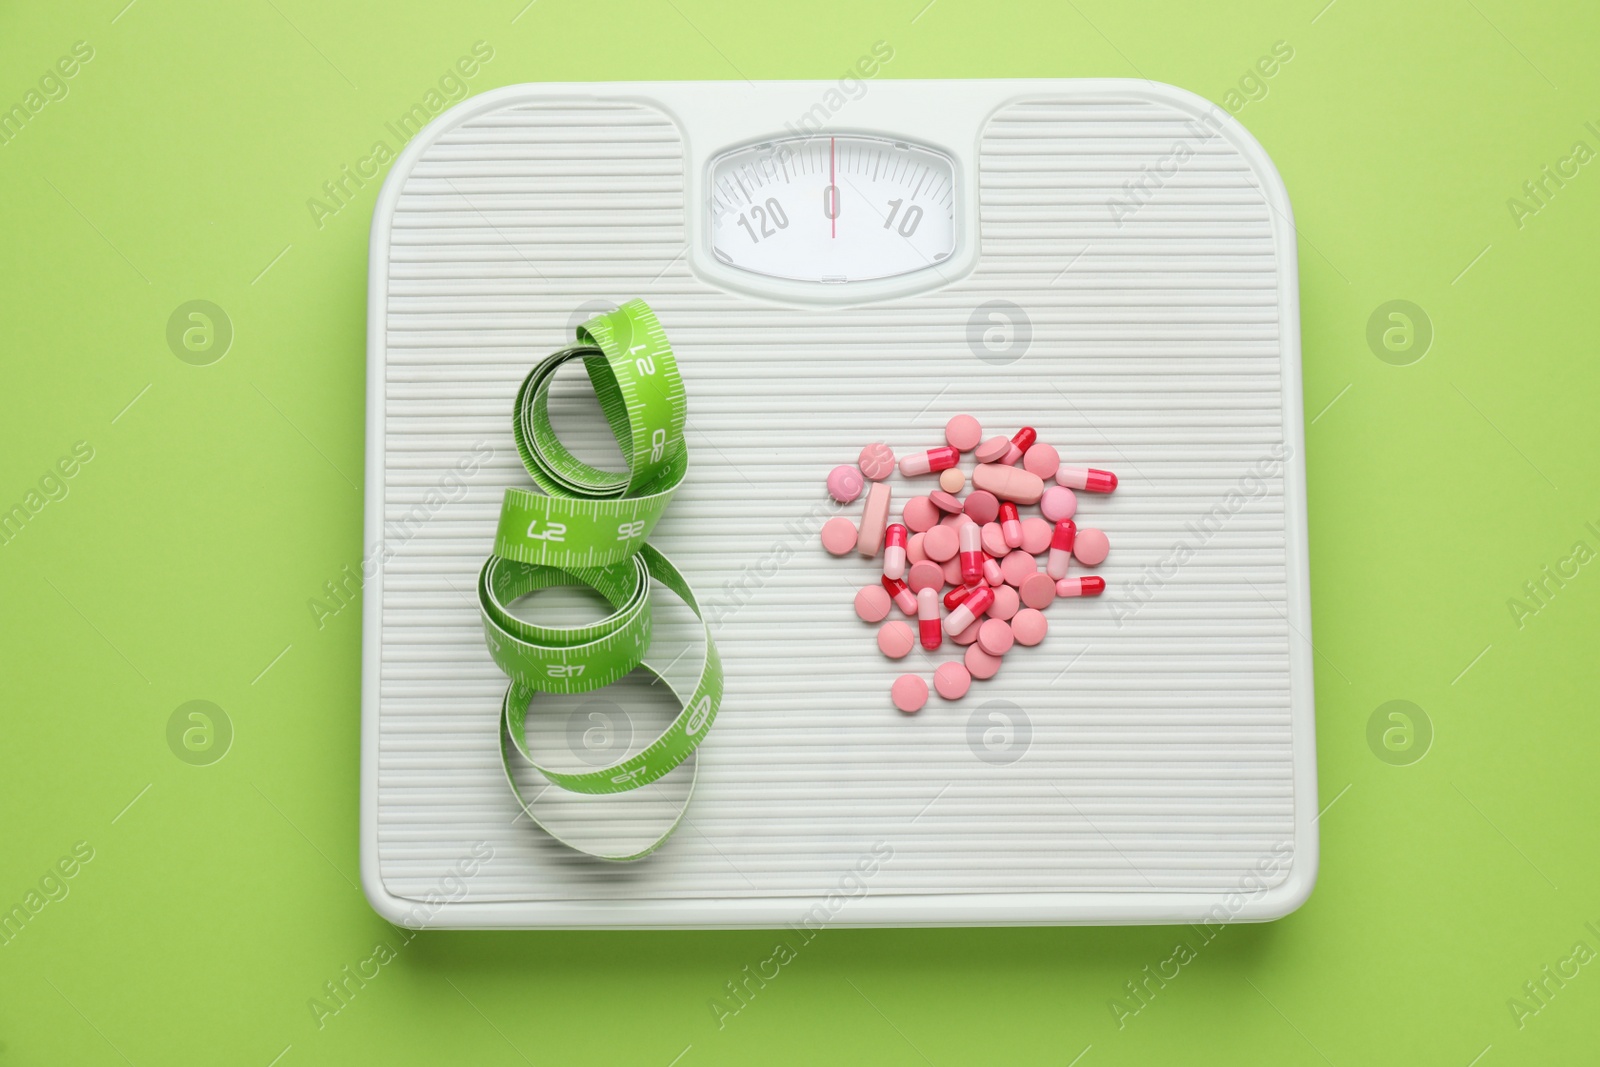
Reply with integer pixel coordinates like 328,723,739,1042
709,134,956,284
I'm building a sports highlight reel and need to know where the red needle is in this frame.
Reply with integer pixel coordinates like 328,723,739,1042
830,136,836,239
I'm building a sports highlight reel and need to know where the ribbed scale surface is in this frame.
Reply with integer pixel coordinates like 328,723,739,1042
376,95,1297,907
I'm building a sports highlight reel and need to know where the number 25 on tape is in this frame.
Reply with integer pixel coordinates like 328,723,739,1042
525,519,567,542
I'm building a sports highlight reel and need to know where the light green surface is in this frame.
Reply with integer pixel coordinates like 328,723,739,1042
2,0,1597,1063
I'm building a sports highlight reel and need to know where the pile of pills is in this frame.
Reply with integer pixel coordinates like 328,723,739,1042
820,417,1117,714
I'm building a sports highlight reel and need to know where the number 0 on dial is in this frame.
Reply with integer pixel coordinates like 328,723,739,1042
708,134,956,284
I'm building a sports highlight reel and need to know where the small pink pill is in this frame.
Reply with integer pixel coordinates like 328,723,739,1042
972,463,1044,506
827,464,864,503
821,516,857,555
945,414,983,452
980,522,1010,558
902,495,939,533
964,645,1002,681
952,618,982,646
962,490,1000,525
1020,516,1052,555
1020,572,1056,610
1000,550,1037,587
923,524,959,562
1057,466,1118,493
941,556,963,587
939,468,966,493
906,560,944,593
1039,485,1078,522
1022,443,1060,481
975,436,1011,463
857,482,892,557
934,661,972,700
878,620,915,659
930,490,964,514
977,618,1015,656
983,555,1005,586
1011,608,1048,646
906,532,927,564
858,442,895,481
854,584,892,622
892,673,929,714
1074,527,1110,566
988,583,1020,621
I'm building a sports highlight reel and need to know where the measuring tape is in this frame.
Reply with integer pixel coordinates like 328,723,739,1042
479,300,722,860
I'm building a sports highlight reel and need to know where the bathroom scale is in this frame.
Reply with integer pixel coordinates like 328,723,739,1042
360,79,1318,928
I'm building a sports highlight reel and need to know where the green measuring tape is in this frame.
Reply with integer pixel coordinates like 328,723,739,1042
479,300,722,860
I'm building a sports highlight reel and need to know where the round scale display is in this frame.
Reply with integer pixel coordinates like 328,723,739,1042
708,134,956,284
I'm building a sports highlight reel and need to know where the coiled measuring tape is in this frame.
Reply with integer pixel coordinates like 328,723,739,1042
479,300,721,860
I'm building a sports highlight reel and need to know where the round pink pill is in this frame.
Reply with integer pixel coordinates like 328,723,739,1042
975,436,1011,463
977,618,1015,656
821,517,858,556
906,560,944,593
858,442,895,481
1000,551,1037,586
1074,527,1110,566
980,522,1010,558
922,525,959,562
952,618,982,646
945,414,983,452
902,496,940,533
1020,516,1053,555
855,584,891,623
929,490,964,514
965,645,1002,681
1039,485,1078,522
1011,608,1048,646
906,532,928,564
940,512,975,530
1022,443,1060,481
827,464,864,503
988,584,1020,621
934,661,972,700
941,556,963,586
878,620,915,659
1019,572,1056,610
962,490,1000,525
892,674,929,714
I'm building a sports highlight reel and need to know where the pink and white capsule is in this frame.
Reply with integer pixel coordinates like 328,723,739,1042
917,587,943,650
1002,426,1037,465
1047,519,1076,580
943,584,996,635
882,575,919,615
899,446,959,477
1055,575,1106,598
882,523,908,581
958,522,984,586
1057,466,1118,493
999,502,1023,549
983,554,1005,586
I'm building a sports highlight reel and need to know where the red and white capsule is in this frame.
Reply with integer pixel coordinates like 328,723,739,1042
943,584,996,634
917,587,943,650
944,583,976,611
958,522,985,586
1002,427,1037,465
999,502,1023,549
899,446,959,478
983,554,1005,586
1057,466,1118,493
882,523,908,581
1047,519,1076,580
1056,575,1106,598
882,575,918,616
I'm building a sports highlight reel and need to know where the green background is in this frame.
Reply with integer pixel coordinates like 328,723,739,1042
2,0,1597,1063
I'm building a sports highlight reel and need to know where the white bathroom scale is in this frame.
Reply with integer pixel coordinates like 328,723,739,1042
360,79,1318,928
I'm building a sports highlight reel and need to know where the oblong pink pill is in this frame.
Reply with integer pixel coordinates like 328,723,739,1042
902,495,939,533
857,482,892,557
1074,527,1110,566
934,661,972,700
1020,516,1053,555
945,414,983,452
877,620,914,659
906,560,944,593
964,645,1002,680
975,436,1011,463
1011,608,1048,646
855,584,892,622
1039,485,1078,522
1022,443,1060,481
892,673,928,713
972,463,1044,506
821,516,857,555
923,525,959,562
988,583,1020,621
963,490,1000,525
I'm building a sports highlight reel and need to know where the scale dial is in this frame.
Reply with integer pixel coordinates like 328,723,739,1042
708,134,956,284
